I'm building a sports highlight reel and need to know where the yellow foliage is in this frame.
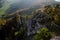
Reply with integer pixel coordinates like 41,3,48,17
53,13,60,21
53,13,60,25
0,19,6,25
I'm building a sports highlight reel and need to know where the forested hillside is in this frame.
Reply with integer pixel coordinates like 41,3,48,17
0,4,60,40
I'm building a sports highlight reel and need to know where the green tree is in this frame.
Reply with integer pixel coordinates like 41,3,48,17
33,28,52,40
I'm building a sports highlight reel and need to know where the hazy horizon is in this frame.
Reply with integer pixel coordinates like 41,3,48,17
0,0,59,16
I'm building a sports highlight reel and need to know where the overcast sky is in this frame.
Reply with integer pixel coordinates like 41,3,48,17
6,0,55,6
55,0,60,2
5,0,60,4
6,0,54,3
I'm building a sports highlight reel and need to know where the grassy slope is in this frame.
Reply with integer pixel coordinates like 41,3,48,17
0,0,13,16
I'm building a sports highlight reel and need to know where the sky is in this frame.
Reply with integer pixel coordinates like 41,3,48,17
55,0,60,2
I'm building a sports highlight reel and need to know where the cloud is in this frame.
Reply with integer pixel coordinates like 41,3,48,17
6,0,22,3
55,0,60,2
32,0,54,6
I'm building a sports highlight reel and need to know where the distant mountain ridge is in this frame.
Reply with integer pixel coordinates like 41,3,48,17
5,0,55,14
4,0,60,16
